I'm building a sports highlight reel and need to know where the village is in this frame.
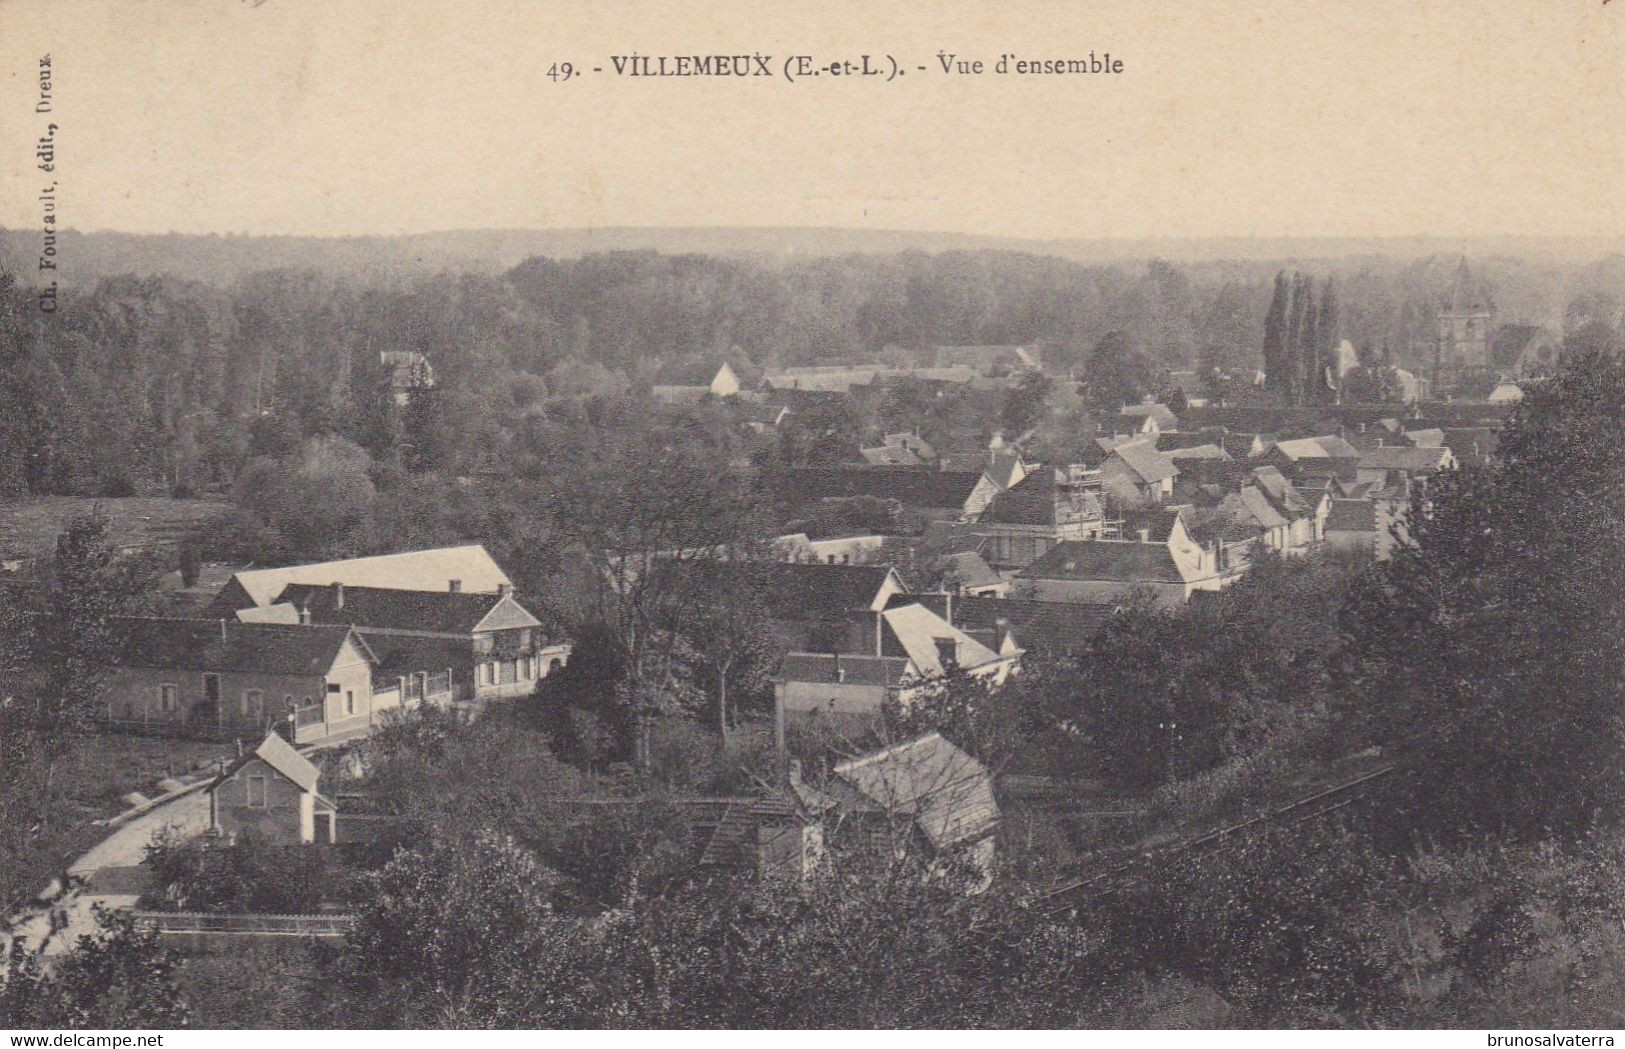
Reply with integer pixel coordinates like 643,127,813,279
0,238,1619,1030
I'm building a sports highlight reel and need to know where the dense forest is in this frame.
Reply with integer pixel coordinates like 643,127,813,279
3,247,1623,506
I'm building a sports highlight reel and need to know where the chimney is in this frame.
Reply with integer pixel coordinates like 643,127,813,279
297,602,310,626
331,581,344,610
1138,527,1151,543
219,618,228,643
834,652,846,684
497,582,513,599
448,579,462,593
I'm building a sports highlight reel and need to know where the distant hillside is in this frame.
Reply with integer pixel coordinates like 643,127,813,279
4,225,1625,288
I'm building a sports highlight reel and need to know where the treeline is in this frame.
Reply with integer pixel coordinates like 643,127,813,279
9,248,1611,501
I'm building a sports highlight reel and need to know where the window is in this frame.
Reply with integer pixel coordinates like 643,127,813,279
158,684,178,712
327,682,342,693
246,774,267,808
345,690,355,716
241,689,263,718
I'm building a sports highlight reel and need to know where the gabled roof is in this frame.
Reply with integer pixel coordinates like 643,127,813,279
1229,487,1290,531
223,730,322,793
860,444,923,467
1165,443,1232,462
946,596,1115,654
832,733,998,850
1106,440,1179,485
276,583,541,635
777,652,914,688
1325,499,1378,533
1271,436,1360,461
978,469,1100,527
1120,403,1180,431
940,551,1003,591
111,618,370,677
1018,540,1188,585
221,545,511,609
880,602,1005,675
986,449,1027,490
235,603,301,625
777,467,991,511
1401,428,1446,448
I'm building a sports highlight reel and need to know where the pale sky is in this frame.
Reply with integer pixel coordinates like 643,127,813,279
2,0,1623,241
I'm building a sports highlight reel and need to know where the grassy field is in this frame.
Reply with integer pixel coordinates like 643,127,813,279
0,496,235,561
1,732,234,912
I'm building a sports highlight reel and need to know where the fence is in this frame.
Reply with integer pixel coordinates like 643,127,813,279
132,911,356,940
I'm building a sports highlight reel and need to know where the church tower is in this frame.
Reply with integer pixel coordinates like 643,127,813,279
1437,256,1494,371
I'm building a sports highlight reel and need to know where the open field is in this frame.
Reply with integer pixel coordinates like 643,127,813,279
0,496,236,562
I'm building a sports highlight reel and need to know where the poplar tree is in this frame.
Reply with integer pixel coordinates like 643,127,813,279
1262,272,1289,394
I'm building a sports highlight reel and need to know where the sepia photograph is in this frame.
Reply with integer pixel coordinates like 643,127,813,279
1,0,1623,1036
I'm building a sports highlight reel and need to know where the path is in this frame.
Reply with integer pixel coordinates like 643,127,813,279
4,789,212,958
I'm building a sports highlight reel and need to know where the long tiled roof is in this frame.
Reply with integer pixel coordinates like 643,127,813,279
1359,446,1453,474
111,618,367,677
661,560,899,620
1018,539,1187,584
222,545,511,608
777,467,989,509
275,583,539,635
777,652,914,687
947,596,1114,654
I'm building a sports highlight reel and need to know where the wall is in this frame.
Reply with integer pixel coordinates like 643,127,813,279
212,758,314,844
106,665,324,736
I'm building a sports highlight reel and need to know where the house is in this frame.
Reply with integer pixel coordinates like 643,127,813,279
1218,486,1292,554
807,733,1000,888
940,595,1117,657
273,581,570,703
1261,436,1361,484
379,351,435,406
1119,402,1180,436
859,443,923,467
1012,513,1234,608
1097,440,1180,505
210,545,513,613
1249,466,1329,551
664,560,908,657
774,599,1015,738
652,362,743,405
1356,445,1457,488
973,467,1106,570
762,364,886,393
776,467,1001,523
933,344,1041,375
1323,499,1391,558
935,551,1008,597
1164,443,1237,487
207,731,337,845
103,618,378,745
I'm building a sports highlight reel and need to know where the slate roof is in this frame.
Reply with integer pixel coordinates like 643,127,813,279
832,733,999,850
110,618,369,677
275,583,540,635
1018,540,1187,584
1325,499,1378,533
221,545,511,608
1230,487,1290,530
1272,436,1360,461
777,467,989,510
777,653,914,688
1107,440,1180,485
